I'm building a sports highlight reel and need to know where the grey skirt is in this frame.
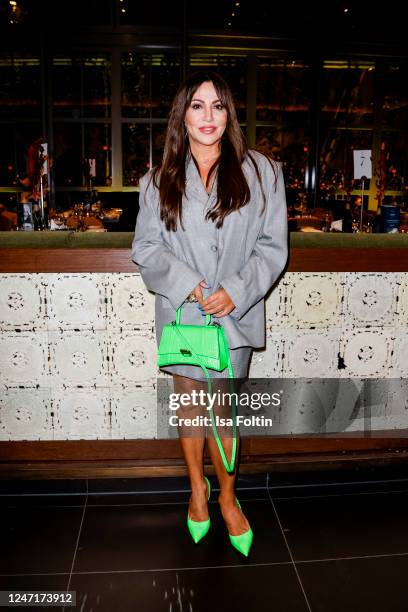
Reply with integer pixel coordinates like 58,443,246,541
159,345,253,381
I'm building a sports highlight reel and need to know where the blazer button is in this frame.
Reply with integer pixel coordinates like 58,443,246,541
211,245,218,252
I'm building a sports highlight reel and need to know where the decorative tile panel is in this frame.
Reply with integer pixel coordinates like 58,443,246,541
110,386,158,439
106,273,155,330
107,330,157,386
285,273,343,328
390,327,408,378
339,327,394,378
0,332,49,387
48,330,108,387
343,272,398,327
344,415,408,432
46,273,106,331
384,379,408,417
397,275,408,327
282,328,342,378
52,388,111,440
0,274,46,331
265,282,286,328
0,271,406,440
249,331,284,378
0,388,51,440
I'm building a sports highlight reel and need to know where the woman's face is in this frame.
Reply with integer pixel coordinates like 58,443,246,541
184,81,228,148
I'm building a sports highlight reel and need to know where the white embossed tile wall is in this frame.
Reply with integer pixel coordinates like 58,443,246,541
106,273,155,330
0,271,407,441
107,329,157,385
48,330,109,387
46,273,106,330
339,327,394,378
52,388,111,439
0,274,46,331
0,332,49,387
110,387,157,439
265,281,286,328
343,272,399,326
284,273,343,328
249,331,284,378
0,389,52,440
282,328,341,377
320,380,366,433
384,379,408,416
390,327,408,378
397,274,408,326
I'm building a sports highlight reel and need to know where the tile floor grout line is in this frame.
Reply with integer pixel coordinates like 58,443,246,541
294,551,408,564
3,478,408,498
0,485,269,498
62,480,89,610
3,487,408,509
0,561,301,578
0,497,270,510
267,477,408,490
271,487,408,501
3,550,408,579
266,473,313,612
0,492,89,498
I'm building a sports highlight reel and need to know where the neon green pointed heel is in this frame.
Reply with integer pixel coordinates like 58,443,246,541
228,497,253,557
187,476,211,544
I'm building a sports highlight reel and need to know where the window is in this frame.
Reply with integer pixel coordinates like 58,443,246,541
53,55,111,119
121,53,181,185
54,123,111,187
52,54,112,189
256,58,312,206
0,54,41,119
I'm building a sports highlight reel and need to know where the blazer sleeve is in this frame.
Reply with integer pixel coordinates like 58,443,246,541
131,172,204,310
218,160,288,321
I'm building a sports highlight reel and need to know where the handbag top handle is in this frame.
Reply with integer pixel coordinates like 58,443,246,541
176,303,212,326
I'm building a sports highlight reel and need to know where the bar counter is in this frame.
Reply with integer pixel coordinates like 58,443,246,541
1,231,407,272
0,232,407,479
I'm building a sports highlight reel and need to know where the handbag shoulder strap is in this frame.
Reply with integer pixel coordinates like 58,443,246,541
171,323,237,474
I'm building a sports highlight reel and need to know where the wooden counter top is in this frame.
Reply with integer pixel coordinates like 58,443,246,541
1,232,407,272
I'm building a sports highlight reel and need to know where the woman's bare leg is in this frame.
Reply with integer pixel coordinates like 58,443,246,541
173,373,209,522
206,378,251,536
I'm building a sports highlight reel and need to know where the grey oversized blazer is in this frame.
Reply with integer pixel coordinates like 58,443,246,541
131,148,288,350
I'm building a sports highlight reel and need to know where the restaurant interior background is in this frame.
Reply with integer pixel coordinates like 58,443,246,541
0,0,406,233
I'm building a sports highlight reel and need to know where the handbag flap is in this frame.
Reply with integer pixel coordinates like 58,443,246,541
159,323,221,360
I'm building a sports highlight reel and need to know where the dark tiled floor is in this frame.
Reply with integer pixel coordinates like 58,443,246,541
1,466,408,611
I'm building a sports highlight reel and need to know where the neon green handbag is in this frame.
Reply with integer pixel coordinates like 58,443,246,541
158,304,237,473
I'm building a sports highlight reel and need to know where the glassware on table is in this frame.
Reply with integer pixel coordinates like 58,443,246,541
50,213,67,230
352,216,360,233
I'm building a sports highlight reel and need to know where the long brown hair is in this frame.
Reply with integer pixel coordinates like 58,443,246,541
146,70,278,232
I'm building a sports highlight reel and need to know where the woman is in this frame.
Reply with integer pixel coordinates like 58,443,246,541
131,71,288,557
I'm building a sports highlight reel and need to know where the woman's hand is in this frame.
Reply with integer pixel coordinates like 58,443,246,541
201,286,236,318
190,281,236,317
190,279,209,304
